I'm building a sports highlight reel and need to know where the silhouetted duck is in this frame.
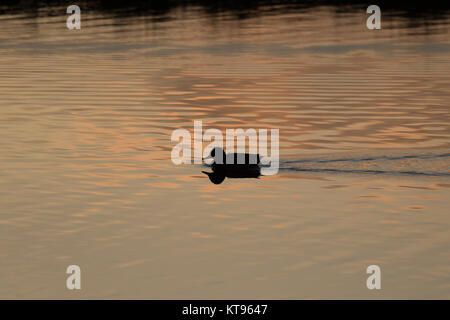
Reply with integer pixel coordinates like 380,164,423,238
202,147,261,184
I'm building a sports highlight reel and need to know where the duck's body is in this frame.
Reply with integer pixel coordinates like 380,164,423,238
211,161,260,175
202,147,261,184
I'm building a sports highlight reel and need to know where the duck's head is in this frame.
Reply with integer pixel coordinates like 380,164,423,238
207,147,226,164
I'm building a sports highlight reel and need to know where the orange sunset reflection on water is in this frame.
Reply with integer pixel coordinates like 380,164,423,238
0,4,449,298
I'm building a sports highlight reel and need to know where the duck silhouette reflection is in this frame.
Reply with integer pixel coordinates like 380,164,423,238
202,147,261,184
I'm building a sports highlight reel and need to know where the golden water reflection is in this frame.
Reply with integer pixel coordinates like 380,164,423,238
0,5,449,298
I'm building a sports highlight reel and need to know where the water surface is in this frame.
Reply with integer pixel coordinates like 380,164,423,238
0,2,449,298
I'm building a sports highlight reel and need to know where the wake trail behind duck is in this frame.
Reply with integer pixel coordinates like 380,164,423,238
279,151,450,177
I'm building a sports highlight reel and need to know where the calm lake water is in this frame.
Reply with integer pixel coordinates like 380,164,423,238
0,2,449,298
